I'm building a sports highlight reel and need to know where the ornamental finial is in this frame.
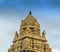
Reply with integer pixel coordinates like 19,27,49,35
29,11,32,15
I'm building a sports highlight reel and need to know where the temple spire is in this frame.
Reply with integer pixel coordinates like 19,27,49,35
29,11,32,15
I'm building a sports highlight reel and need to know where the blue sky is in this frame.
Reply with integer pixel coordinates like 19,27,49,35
0,0,60,52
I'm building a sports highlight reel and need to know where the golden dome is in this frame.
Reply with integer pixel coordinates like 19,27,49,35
22,11,39,26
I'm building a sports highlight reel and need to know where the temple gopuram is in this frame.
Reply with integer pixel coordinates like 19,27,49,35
8,11,52,52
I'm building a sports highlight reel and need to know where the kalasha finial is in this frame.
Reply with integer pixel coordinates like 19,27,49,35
29,11,32,15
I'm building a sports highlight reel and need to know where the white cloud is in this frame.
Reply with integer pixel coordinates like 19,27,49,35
0,16,20,52
52,49,59,52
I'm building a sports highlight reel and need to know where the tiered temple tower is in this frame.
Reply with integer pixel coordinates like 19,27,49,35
8,11,52,52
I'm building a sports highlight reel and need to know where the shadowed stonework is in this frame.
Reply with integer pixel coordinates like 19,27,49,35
8,11,52,52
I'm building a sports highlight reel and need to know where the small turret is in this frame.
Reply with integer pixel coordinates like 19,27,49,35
15,31,19,37
13,31,19,43
42,30,46,38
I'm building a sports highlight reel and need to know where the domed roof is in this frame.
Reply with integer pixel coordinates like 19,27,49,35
23,11,39,25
